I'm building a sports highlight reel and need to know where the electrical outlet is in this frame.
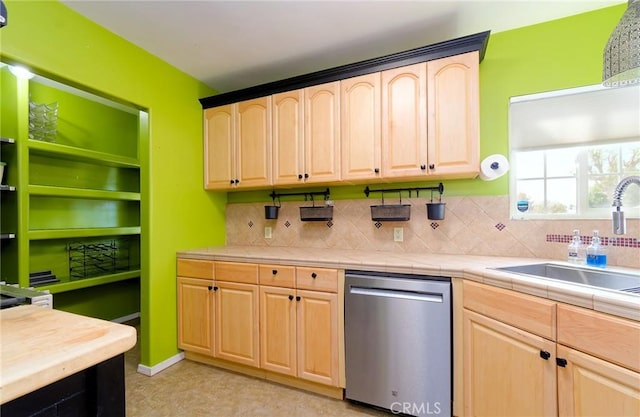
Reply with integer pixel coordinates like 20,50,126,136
393,227,403,242
264,226,272,239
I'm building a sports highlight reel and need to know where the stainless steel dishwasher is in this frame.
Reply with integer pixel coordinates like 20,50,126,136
345,270,451,417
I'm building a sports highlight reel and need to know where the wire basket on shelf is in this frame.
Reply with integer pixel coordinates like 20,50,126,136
68,238,130,279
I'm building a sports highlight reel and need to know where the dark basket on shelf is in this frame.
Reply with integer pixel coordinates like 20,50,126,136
68,238,130,279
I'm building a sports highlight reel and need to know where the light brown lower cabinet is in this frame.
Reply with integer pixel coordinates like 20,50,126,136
556,303,640,416
295,289,339,386
214,280,259,367
557,344,640,416
260,285,297,376
177,276,215,356
462,280,640,417
463,309,557,416
178,260,343,396
260,286,339,386
177,259,216,356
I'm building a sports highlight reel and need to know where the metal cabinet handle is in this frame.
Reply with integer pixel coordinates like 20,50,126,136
296,296,301,301
288,295,294,301
272,269,278,275
304,173,309,179
539,350,551,360
374,168,380,173
208,285,213,291
213,286,219,291
420,165,426,170
311,272,317,279
556,358,567,367
429,164,435,170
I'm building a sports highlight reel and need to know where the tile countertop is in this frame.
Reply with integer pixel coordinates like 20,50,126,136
178,245,640,322
0,305,137,404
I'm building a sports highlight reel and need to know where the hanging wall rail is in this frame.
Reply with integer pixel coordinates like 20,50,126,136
363,183,444,198
269,188,331,202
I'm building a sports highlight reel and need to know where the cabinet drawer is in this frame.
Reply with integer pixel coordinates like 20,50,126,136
296,267,338,293
215,262,259,284
557,304,640,373
259,265,295,288
463,280,556,340
177,259,215,279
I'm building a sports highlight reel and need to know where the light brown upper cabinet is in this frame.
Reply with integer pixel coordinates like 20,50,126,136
272,84,340,186
272,90,305,186
303,82,341,184
204,104,235,189
381,63,428,179
426,51,480,178
341,73,382,182
344,52,480,182
205,51,480,189
204,97,272,189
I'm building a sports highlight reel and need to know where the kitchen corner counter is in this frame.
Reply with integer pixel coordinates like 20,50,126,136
178,245,640,321
0,305,137,405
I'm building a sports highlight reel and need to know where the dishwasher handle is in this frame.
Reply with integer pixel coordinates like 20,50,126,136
349,286,443,303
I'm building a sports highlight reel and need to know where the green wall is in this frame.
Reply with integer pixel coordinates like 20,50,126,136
228,4,626,204
0,1,626,368
0,0,226,367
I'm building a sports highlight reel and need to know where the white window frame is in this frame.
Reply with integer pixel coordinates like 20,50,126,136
510,142,640,220
509,83,640,221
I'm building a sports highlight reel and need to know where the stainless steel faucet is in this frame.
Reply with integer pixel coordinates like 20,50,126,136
612,175,640,235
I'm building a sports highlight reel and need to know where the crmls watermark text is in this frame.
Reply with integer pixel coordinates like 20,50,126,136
390,402,442,415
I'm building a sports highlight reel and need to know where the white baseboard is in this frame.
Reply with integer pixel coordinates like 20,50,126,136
137,352,184,376
112,312,140,324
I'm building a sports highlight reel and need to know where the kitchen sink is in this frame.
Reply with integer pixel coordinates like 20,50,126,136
494,263,640,294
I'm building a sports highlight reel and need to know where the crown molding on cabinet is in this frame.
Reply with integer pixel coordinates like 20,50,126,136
199,30,490,109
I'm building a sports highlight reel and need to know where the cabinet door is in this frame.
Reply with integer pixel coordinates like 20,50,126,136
272,90,305,186
381,63,428,178
177,277,214,356
341,73,381,181
426,51,479,178
214,281,260,367
557,344,640,417
236,97,272,188
463,309,557,416
296,289,339,386
304,82,341,183
204,104,235,189
260,285,297,376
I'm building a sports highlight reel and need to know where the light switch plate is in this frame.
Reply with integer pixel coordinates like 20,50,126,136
394,227,403,242
264,226,272,239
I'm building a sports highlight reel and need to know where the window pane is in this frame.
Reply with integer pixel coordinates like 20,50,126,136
547,178,576,213
621,142,640,175
515,151,544,178
515,179,544,213
588,175,618,208
547,148,578,177
621,186,640,208
588,146,619,175
511,141,640,219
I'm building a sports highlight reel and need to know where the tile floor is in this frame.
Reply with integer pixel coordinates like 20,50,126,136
124,325,389,417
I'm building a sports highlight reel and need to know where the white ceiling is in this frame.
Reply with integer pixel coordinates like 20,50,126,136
62,0,623,93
